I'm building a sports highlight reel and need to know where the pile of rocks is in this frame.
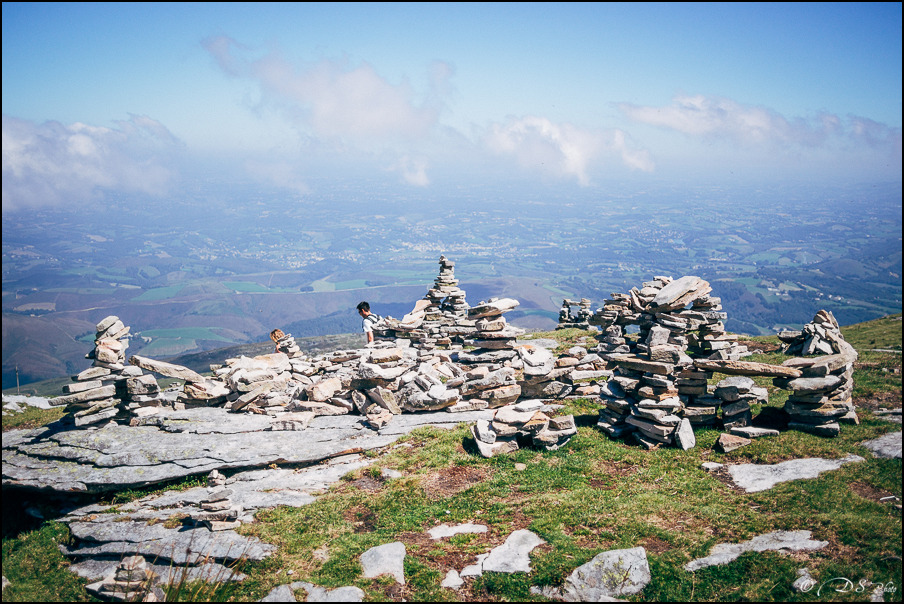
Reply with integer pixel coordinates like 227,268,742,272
457,298,523,366
778,352,858,437
556,298,592,329
471,400,577,457
85,555,164,602
193,471,243,531
778,310,848,356
52,316,166,426
382,256,475,349
684,295,749,361
712,376,768,431
270,329,304,358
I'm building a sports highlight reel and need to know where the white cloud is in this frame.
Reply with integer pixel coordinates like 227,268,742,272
390,155,431,187
2,114,182,212
618,94,902,153
485,116,653,185
203,36,446,143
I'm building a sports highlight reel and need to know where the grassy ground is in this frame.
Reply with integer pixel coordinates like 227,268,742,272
2,317,901,602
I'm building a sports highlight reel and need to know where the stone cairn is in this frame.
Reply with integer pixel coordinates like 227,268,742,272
381,255,475,350
556,298,592,329
777,309,846,356
191,470,243,531
471,399,578,457
51,316,169,426
775,311,859,437
85,555,165,602
591,276,718,449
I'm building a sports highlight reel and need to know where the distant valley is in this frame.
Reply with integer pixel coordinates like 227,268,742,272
3,178,901,388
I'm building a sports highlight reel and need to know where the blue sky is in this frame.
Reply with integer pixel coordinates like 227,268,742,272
2,2,901,211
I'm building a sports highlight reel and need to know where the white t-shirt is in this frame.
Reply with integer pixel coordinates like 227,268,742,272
362,313,381,334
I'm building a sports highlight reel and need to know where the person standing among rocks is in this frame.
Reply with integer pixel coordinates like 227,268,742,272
357,301,382,344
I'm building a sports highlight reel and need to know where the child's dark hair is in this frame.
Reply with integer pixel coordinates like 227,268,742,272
356,301,370,312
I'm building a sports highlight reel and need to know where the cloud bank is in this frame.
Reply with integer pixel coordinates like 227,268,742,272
2,114,182,212
618,94,903,156
486,116,653,185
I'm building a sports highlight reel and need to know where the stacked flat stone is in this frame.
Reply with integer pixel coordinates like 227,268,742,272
684,296,749,361
518,343,573,400
678,363,718,429
388,256,474,350
593,325,632,359
52,316,136,426
273,331,304,358
86,555,164,602
712,376,768,430
777,352,857,437
777,310,846,356
457,365,521,409
557,298,592,329
195,484,243,531
471,400,577,457
213,353,293,413
457,298,522,365
589,292,641,330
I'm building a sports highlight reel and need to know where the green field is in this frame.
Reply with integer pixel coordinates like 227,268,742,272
133,285,185,301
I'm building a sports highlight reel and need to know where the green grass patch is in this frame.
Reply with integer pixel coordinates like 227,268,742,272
133,285,185,301
2,405,65,432
223,281,271,293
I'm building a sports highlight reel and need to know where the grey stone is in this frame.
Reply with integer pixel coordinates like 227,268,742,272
360,542,406,584
441,569,464,590
860,432,902,459
730,426,780,439
674,419,696,450
284,582,365,602
792,568,817,593
685,531,828,571
3,407,493,493
129,355,205,383
728,455,865,493
63,519,275,565
428,523,488,540
560,546,651,600
260,584,298,602
481,529,545,573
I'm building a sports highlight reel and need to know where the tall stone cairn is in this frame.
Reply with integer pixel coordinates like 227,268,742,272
381,255,475,350
53,316,159,426
774,313,859,437
593,276,755,449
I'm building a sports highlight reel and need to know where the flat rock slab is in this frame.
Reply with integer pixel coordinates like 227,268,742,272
61,457,373,522
481,529,546,574
2,407,493,493
260,582,365,602
69,559,246,585
728,455,865,493
428,523,488,540
860,432,902,459
560,546,651,600
685,530,828,571
360,542,406,584
694,359,801,378
62,518,275,565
